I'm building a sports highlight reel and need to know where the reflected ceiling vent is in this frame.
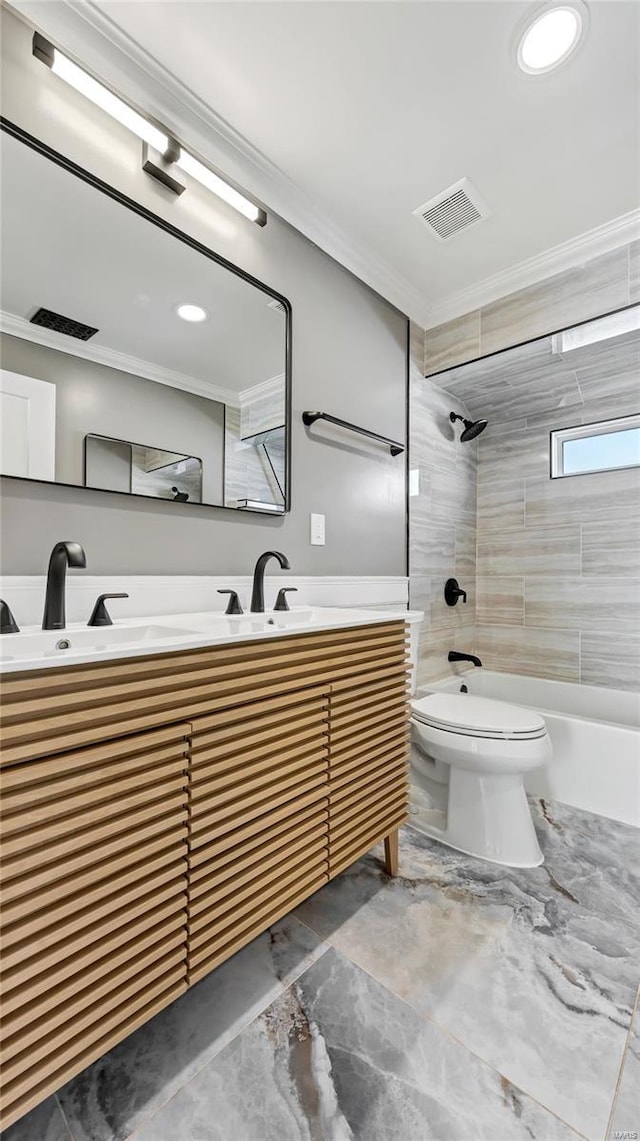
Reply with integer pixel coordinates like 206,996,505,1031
412,178,489,242
29,306,99,341
267,299,286,315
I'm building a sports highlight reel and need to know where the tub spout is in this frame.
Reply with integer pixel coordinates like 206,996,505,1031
448,650,482,668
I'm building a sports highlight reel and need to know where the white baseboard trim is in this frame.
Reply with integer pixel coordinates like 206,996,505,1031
0,575,409,627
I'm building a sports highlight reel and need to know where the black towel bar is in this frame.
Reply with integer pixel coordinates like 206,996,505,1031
302,411,404,456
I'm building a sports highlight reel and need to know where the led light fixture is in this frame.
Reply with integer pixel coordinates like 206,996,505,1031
175,304,208,323
32,33,266,226
33,33,170,153
516,3,587,74
176,151,265,225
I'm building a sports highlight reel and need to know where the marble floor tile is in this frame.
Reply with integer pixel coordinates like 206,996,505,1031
295,806,640,1141
58,916,327,1141
131,948,581,1141
608,988,640,1140
0,1097,71,1141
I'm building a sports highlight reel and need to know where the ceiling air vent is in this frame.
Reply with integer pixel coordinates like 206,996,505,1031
268,299,286,315
412,178,489,242
29,307,99,341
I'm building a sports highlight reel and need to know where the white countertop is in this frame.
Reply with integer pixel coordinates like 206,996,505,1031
0,606,418,675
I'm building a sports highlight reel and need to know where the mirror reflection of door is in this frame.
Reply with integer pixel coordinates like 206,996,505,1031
0,126,289,513
0,369,56,480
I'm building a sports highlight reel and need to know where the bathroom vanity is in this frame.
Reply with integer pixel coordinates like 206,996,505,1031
0,613,410,1129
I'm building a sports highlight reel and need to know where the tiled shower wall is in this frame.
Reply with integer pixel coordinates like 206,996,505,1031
475,395,640,691
409,324,478,684
412,238,639,690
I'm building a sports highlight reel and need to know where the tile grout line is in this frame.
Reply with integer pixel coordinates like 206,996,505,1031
293,888,591,1140
119,922,332,1141
603,980,639,1141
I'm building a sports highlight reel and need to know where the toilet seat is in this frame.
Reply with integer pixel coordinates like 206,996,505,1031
411,693,547,741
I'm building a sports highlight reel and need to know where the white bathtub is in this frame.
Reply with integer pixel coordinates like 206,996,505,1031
416,671,640,827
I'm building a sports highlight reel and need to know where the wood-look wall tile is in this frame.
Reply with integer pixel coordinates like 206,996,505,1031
410,518,456,578
630,240,640,304
430,583,476,633
479,247,630,357
417,624,476,684
477,478,525,531
477,525,581,577
476,577,524,626
581,632,640,692
475,625,580,682
477,423,551,485
455,524,477,580
410,384,463,475
409,575,431,615
525,468,640,526
429,468,476,523
581,519,640,576
525,576,640,633
424,310,481,376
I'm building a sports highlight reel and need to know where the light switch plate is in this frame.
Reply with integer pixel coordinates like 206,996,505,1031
310,513,325,545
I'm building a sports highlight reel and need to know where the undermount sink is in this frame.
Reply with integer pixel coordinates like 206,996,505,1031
0,623,197,662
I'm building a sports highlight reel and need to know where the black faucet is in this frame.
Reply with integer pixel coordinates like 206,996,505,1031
448,650,482,668
42,541,87,630
250,550,290,613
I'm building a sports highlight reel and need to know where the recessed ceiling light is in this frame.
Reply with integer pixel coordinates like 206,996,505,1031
517,3,587,74
175,304,208,323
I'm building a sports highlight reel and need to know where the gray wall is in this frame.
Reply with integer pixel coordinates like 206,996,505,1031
0,8,407,577
1,334,225,505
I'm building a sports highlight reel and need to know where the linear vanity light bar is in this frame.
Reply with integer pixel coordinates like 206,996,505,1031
175,151,266,226
32,34,266,226
33,34,171,155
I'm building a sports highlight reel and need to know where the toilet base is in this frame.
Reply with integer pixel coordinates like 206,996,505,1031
411,766,544,868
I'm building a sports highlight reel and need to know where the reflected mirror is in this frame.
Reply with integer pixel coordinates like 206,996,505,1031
0,124,291,514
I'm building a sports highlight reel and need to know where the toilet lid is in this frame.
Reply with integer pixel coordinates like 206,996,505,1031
411,693,546,740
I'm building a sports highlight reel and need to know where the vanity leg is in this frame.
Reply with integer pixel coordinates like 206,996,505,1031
383,829,399,876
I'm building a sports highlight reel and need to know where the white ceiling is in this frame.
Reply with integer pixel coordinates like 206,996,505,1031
88,0,640,323
0,130,286,397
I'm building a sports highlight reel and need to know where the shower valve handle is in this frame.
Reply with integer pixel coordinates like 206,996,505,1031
444,578,467,607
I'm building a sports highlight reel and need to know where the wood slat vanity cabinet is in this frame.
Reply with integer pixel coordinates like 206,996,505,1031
0,620,410,1129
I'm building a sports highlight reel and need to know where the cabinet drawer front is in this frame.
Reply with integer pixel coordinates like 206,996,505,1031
188,689,331,983
0,726,190,1134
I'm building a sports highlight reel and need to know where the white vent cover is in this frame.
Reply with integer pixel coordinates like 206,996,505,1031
413,178,489,242
268,299,286,314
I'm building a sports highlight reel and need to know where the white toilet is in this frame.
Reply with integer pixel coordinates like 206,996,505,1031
410,692,551,867
402,606,551,867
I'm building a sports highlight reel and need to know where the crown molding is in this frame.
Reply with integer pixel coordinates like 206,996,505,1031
239,374,285,406
0,310,239,406
424,210,640,329
6,0,425,324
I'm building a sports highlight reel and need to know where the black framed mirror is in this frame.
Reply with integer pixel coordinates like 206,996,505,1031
0,119,292,514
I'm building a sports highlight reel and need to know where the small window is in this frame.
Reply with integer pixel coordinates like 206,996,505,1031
550,415,640,478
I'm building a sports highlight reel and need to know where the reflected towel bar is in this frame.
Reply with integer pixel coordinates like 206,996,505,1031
302,411,404,456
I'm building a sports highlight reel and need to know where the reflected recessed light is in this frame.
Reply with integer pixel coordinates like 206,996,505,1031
517,3,587,74
176,304,208,323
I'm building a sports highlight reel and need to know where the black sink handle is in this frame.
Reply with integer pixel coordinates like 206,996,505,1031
274,587,298,612
88,593,129,627
218,589,244,616
0,599,19,634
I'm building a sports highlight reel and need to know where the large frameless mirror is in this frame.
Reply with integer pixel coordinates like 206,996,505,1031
0,123,291,514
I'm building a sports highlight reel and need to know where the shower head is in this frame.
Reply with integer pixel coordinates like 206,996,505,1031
449,412,488,442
